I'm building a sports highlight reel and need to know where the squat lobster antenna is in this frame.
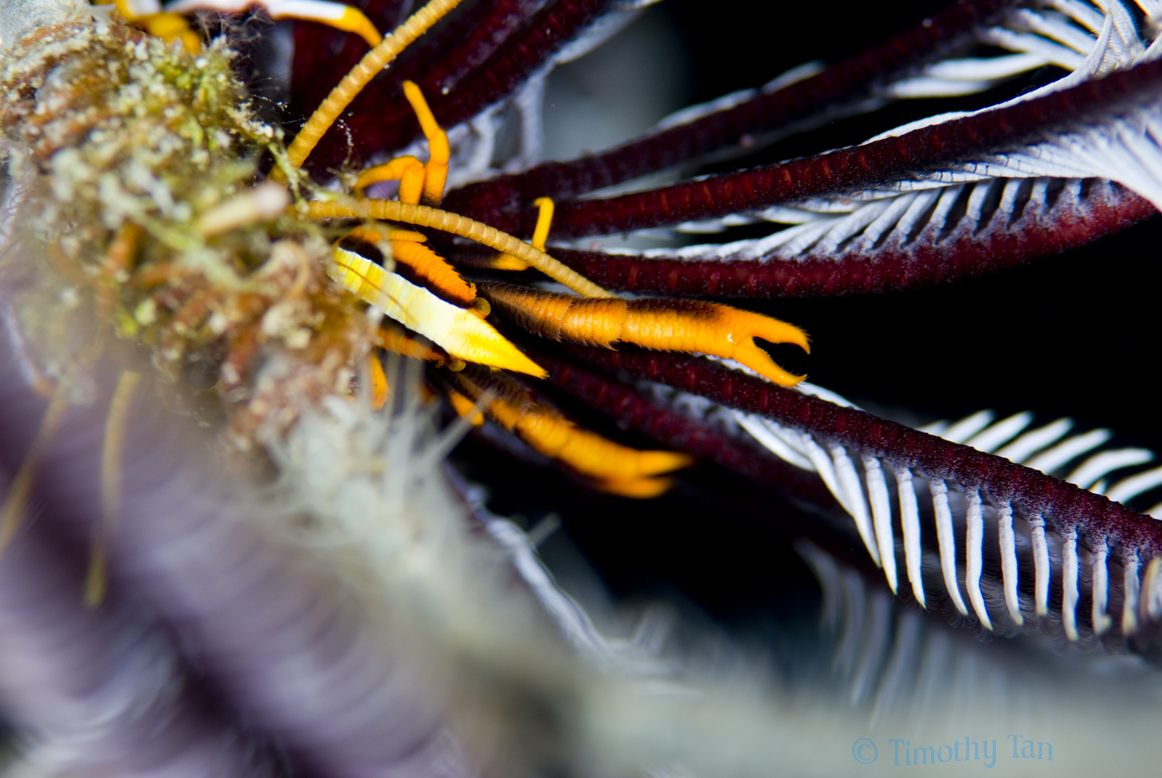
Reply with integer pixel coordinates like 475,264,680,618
278,0,465,175
309,199,614,298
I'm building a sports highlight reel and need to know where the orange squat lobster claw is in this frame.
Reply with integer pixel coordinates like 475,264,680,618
446,370,694,498
479,283,810,387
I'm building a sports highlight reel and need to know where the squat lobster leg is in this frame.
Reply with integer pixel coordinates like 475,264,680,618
479,282,810,387
344,81,467,305
449,370,693,498
278,0,465,174
483,197,554,272
345,225,477,306
342,82,448,205
309,200,613,298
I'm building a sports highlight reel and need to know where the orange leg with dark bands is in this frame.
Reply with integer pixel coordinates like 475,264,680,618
391,241,477,305
478,282,810,387
450,371,693,497
375,324,454,367
345,225,477,307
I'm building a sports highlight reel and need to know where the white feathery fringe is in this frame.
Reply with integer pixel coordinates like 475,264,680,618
1093,539,1112,636
627,1,1162,262
1062,528,1081,641
798,540,1162,755
931,478,969,616
1145,557,1162,621
1124,551,1141,634
723,374,1162,638
619,1,1152,222
964,489,992,630
997,501,1022,626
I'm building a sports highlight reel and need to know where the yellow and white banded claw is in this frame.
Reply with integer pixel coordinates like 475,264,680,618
329,247,545,377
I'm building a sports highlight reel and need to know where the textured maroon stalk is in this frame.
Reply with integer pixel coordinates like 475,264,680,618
543,186,1157,297
290,0,411,128
299,0,612,173
444,0,1020,230
525,58,1162,238
422,0,547,94
554,345,1162,565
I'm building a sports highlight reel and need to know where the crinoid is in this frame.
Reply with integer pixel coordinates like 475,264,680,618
2,0,1162,775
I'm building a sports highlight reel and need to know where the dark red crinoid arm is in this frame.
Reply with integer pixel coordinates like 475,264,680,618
292,0,614,174
443,0,1022,227
527,342,1162,643
546,183,1157,297
517,57,1162,238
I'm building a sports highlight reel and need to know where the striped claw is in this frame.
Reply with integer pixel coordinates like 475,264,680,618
346,225,477,305
329,248,545,377
479,283,810,387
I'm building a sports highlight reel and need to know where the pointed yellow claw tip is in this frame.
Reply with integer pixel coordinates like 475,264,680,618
463,339,546,378
745,315,810,353
338,7,384,48
636,451,696,476
732,342,806,388
597,476,676,499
